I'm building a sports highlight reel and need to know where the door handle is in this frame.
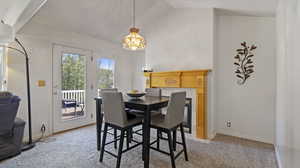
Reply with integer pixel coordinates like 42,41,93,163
53,85,59,95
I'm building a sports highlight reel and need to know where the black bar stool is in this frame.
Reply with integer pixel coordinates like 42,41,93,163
150,92,189,168
99,92,143,168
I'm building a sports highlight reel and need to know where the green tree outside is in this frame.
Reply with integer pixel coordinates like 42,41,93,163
97,58,114,89
97,69,113,89
61,53,86,90
61,55,114,90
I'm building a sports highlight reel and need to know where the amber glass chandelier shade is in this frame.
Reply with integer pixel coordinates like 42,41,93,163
122,27,146,50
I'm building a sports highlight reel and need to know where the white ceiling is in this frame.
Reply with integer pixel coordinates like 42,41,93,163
0,0,15,19
23,0,170,43
21,0,278,43
165,0,278,16
0,0,46,28
0,0,23,25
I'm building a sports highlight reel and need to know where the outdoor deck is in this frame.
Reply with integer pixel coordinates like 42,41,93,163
61,90,86,120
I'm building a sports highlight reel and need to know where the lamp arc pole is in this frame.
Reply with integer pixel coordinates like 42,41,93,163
8,38,35,151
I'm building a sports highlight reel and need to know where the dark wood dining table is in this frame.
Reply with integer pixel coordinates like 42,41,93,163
95,95,169,168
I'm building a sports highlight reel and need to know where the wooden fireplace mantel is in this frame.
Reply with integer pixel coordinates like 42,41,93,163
144,69,211,139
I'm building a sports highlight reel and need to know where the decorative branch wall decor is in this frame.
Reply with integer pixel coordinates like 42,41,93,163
234,42,257,85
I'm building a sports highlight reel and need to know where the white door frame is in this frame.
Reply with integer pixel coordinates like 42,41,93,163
52,44,96,133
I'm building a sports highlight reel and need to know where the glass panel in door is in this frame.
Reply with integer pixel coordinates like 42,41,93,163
61,53,86,120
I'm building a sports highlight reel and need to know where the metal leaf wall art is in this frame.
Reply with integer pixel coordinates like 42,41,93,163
234,42,257,85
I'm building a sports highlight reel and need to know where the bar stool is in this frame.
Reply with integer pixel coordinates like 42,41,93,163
150,92,188,168
99,92,143,168
98,88,118,151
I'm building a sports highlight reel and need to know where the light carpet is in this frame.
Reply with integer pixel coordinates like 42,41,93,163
0,126,277,168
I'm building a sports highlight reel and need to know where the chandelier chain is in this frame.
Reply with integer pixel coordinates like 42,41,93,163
133,0,135,27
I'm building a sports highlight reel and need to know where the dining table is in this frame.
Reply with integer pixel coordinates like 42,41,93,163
95,95,169,168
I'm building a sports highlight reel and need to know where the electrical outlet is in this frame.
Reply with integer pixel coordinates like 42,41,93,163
41,124,46,133
226,121,231,128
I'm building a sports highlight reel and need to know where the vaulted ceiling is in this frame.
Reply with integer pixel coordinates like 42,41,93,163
0,0,46,31
165,0,278,16
20,0,278,43
23,0,171,43
0,0,15,20
0,0,32,25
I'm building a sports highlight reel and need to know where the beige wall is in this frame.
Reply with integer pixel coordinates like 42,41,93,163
7,22,139,139
276,0,300,167
138,8,277,143
215,15,276,143
141,8,216,138
144,8,215,71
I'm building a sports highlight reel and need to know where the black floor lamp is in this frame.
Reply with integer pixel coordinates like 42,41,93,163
0,21,35,151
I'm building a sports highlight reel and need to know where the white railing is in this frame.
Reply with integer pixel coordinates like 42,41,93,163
97,89,101,97
62,90,85,104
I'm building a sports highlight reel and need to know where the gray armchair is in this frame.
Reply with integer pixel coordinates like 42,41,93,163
0,92,25,161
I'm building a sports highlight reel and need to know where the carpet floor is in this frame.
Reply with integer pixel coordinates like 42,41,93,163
0,126,277,168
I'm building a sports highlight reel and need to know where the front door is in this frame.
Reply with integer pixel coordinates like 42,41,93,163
52,44,95,133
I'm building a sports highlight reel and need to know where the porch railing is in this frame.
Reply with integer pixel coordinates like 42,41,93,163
62,90,85,104
62,89,103,104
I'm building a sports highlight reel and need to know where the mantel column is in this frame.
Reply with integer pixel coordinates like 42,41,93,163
196,86,207,139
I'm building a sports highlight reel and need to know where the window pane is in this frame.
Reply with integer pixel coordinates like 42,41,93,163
97,58,115,89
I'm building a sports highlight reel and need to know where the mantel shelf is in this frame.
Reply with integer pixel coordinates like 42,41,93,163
144,69,211,139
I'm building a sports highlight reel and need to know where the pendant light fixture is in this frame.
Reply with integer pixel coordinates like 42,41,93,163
122,0,146,50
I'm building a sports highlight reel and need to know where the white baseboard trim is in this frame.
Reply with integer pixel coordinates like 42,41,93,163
185,133,212,144
187,135,212,143
216,129,274,144
208,131,217,140
22,132,50,143
275,146,283,168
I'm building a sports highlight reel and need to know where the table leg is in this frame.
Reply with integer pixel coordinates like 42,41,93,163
96,100,102,151
143,106,151,168
142,124,145,161
173,130,177,151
